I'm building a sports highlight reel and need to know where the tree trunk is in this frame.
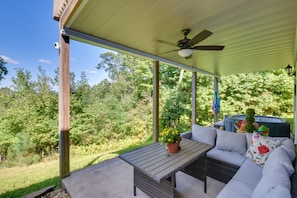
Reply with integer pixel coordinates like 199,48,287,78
176,69,184,93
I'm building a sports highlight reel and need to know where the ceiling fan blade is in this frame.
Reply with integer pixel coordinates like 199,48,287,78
156,39,177,47
188,30,213,46
158,49,179,55
192,45,225,50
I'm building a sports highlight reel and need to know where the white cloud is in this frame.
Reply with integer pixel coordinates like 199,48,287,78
85,69,98,74
70,57,76,61
0,55,19,64
38,59,52,64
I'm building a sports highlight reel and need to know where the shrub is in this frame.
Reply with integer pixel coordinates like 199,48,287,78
244,108,256,132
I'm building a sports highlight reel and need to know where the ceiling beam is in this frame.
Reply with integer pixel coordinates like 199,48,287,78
63,28,219,77
57,0,83,27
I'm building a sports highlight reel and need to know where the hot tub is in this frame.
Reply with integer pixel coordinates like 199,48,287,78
224,114,290,137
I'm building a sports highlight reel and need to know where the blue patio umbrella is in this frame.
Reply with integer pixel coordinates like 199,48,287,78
212,91,220,114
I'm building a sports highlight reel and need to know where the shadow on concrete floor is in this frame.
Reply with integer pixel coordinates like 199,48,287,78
63,157,225,198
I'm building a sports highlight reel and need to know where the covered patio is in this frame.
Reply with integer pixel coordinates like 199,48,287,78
53,0,297,196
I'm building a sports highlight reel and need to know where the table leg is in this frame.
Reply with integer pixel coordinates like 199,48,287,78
204,155,207,193
167,174,176,187
172,174,176,188
133,167,137,196
204,178,207,193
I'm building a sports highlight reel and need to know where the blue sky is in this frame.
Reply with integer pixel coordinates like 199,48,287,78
0,0,110,88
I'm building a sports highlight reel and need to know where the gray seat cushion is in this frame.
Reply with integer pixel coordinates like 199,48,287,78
217,179,255,198
233,158,262,186
207,148,246,167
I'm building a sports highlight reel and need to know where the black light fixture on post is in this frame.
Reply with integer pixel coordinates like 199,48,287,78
285,64,295,76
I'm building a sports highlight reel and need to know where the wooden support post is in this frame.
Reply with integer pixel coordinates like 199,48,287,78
292,72,297,144
59,27,70,182
192,72,197,125
153,61,160,143
293,24,297,145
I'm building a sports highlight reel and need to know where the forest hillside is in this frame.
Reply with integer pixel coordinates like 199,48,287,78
0,52,294,166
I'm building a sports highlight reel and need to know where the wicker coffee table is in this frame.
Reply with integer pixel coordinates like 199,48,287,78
120,139,212,198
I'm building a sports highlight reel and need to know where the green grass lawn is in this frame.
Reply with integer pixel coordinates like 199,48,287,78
0,137,152,198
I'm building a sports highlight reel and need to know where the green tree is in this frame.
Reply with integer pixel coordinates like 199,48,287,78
97,52,153,100
0,68,59,162
160,65,214,129
219,70,293,117
68,52,151,146
0,57,8,82
70,72,91,115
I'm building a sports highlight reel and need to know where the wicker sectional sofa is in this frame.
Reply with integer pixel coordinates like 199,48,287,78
181,124,296,198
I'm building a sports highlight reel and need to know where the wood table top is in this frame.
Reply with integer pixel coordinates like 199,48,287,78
120,139,212,183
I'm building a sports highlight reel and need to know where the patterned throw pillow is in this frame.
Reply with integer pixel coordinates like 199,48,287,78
246,132,280,167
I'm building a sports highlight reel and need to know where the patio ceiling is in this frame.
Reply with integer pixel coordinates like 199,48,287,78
54,0,297,76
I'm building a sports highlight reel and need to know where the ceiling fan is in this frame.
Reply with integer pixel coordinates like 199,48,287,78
158,29,225,58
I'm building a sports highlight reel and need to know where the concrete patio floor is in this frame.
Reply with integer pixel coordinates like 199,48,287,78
62,157,225,198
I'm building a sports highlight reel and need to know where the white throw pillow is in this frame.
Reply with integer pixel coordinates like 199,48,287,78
246,132,280,167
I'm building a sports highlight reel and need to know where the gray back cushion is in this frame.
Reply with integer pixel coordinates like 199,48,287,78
263,147,294,176
216,129,247,155
252,163,291,198
245,132,252,148
263,185,291,198
191,124,217,146
280,139,296,161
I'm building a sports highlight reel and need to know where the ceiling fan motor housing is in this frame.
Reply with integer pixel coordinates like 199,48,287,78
178,39,190,48
178,29,191,48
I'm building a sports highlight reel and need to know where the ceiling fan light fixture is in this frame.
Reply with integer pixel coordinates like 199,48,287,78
178,49,192,57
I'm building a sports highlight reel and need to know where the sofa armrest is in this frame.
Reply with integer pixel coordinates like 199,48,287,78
180,131,192,139
292,173,297,198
